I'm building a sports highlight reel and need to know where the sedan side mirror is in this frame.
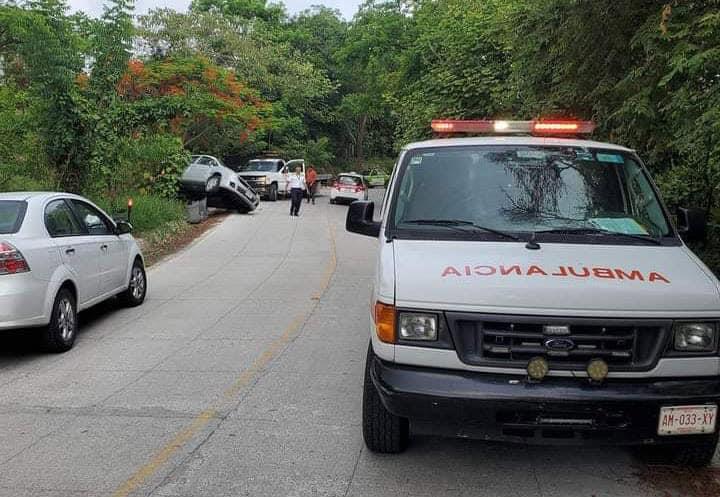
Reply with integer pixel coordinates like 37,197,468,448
115,220,133,235
346,201,381,238
677,207,707,242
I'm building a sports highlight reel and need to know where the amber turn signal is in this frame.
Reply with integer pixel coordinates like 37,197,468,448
374,302,396,344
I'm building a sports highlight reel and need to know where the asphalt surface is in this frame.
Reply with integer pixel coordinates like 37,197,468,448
0,188,717,497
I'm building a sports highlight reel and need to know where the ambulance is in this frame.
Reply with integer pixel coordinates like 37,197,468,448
346,119,720,466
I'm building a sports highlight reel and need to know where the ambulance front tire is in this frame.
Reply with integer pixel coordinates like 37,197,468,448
362,344,409,454
637,434,719,467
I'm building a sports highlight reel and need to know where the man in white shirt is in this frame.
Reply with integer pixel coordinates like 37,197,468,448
287,166,306,216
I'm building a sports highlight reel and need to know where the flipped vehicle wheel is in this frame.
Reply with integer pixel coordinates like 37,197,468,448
362,344,409,453
206,175,221,194
268,183,278,202
119,259,147,307
41,288,77,353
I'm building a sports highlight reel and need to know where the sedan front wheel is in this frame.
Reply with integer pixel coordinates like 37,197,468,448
119,259,147,307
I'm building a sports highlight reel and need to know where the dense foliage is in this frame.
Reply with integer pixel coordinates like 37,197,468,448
1,0,719,267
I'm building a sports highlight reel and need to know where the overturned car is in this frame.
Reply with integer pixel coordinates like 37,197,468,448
179,155,260,213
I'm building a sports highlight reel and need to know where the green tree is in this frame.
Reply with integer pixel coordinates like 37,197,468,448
189,0,284,22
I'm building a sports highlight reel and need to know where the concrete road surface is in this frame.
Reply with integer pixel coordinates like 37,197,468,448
0,189,717,497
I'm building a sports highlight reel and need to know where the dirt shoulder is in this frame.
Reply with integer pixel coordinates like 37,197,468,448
136,210,229,267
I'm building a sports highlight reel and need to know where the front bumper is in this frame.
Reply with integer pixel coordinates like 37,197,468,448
371,356,720,446
207,188,259,211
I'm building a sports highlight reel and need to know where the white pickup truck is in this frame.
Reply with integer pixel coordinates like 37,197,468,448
237,159,305,201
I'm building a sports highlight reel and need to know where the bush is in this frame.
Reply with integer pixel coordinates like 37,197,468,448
93,193,186,234
88,133,189,200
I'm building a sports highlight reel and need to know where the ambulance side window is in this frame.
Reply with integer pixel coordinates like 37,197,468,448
381,161,399,216
394,164,416,223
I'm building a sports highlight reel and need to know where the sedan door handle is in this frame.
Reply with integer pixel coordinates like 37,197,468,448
100,244,108,251
65,248,76,255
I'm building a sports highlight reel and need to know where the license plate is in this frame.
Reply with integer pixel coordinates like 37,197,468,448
658,405,717,436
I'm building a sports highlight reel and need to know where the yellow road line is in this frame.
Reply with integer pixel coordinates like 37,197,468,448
110,409,217,497
110,220,338,497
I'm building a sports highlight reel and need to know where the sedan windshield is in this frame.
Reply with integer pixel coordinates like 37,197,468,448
0,201,26,234
391,146,673,240
244,161,279,172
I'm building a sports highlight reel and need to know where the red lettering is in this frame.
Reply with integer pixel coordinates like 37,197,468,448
465,265,472,276
593,267,616,279
527,265,547,276
474,265,497,276
615,269,644,281
648,272,671,284
552,266,568,277
568,266,590,278
500,265,522,276
442,266,462,278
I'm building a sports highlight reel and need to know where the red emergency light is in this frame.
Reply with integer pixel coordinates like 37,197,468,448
430,119,596,136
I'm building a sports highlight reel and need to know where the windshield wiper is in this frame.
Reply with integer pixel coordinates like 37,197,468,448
537,227,664,245
402,219,523,243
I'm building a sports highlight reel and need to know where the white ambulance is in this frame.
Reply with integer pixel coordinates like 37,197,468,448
346,119,719,466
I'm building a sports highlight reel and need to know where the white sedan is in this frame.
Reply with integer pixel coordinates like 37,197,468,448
0,192,146,352
329,173,369,204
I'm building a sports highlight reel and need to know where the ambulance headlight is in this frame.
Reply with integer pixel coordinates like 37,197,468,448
398,313,438,341
673,323,717,352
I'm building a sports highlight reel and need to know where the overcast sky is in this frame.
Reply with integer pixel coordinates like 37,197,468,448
68,1,362,19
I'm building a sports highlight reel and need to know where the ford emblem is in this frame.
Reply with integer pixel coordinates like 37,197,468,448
544,338,575,351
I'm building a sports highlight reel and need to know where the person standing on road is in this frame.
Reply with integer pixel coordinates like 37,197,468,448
288,166,306,217
306,166,318,204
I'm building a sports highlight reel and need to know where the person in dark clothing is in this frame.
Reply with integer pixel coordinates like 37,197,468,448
288,166,306,216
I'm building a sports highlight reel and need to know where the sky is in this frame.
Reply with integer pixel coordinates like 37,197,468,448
68,0,362,20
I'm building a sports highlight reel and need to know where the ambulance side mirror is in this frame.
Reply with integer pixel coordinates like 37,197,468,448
347,201,380,238
677,207,707,242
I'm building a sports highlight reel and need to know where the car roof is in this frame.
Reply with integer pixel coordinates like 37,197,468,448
0,192,85,202
338,173,363,178
404,136,633,152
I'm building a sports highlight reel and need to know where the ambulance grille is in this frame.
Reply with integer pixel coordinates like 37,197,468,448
446,314,671,372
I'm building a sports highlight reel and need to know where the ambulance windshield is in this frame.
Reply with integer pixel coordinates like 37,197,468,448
391,146,672,240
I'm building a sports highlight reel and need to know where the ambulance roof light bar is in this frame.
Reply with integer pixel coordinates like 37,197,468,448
431,119,596,136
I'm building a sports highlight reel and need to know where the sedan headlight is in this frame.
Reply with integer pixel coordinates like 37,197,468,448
673,323,717,352
398,313,438,341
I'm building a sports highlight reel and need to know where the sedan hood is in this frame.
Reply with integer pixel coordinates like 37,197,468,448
393,240,720,316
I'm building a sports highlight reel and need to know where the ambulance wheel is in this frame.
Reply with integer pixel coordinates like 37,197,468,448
362,344,409,454
638,434,719,467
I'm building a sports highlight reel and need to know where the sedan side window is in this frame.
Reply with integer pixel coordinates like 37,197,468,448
70,201,113,236
45,200,83,237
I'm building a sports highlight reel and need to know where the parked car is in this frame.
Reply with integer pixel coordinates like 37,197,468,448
364,168,390,188
179,155,259,213
329,173,369,204
0,192,146,352
238,158,305,201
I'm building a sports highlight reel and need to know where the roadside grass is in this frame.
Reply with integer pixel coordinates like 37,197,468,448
94,193,186,233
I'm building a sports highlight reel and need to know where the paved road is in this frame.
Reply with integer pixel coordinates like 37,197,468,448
0,189,717,497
